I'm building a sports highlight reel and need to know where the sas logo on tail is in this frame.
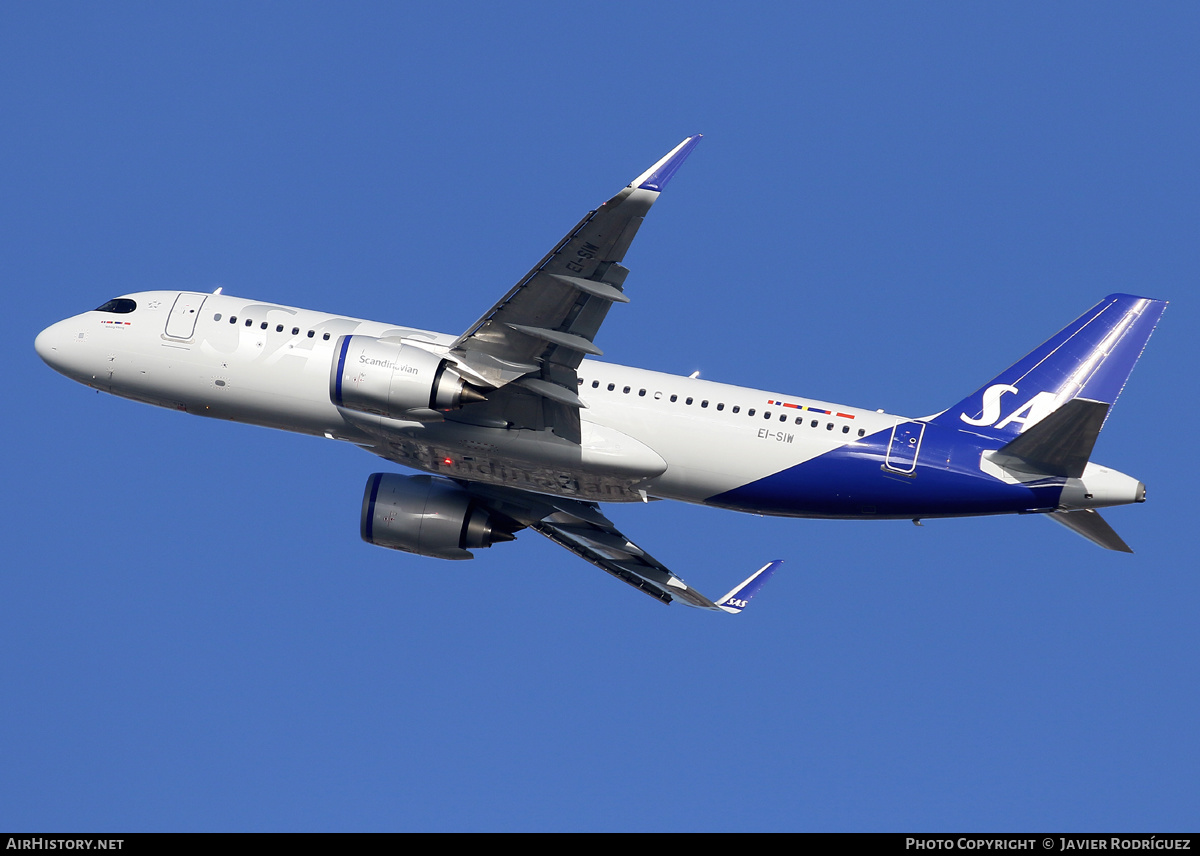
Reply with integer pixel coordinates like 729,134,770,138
960,384,1059,432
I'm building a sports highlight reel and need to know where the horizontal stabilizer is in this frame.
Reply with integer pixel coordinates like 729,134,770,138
997,398,1109,478
1047,509,1133,553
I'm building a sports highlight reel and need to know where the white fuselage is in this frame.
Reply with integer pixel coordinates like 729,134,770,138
37,289,1147,527
35,290,899,507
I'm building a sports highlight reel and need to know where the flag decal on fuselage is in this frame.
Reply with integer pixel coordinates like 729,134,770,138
767,400,855,419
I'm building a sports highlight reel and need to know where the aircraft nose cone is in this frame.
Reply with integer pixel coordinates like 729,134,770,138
34,323,60,365
35,319,78,377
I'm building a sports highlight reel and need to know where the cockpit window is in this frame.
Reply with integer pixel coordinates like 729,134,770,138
95,299,137,314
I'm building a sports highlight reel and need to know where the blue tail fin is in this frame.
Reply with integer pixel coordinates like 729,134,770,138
930,294,1167,440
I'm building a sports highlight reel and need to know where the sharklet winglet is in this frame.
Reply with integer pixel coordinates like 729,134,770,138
631,135,703,193
713,560,782,614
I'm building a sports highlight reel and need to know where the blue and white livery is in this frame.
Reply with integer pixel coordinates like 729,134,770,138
34,137,1167,609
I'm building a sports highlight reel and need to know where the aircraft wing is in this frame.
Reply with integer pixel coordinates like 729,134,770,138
443,136,702,439
458,482,778,611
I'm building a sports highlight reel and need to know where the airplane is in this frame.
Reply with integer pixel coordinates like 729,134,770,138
34,135,1167,612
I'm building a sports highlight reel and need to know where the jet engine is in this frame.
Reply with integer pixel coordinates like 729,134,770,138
360,473,517,560
331,335,486,420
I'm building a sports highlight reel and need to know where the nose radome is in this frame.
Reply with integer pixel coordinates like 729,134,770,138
34,323,59,365
35,319,78,376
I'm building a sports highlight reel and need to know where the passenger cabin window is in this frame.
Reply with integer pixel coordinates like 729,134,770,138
95,299,137,314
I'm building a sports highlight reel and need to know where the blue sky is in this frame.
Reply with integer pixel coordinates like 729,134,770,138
3,3,1197,831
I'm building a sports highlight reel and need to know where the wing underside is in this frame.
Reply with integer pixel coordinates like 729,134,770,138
442,136,703,440
456,481,778,611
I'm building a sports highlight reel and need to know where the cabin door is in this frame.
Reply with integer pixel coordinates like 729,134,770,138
884,422,925,474
164,293,207,340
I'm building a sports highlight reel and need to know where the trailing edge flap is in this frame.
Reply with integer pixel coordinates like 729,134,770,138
460,481,774,611
995,398,1110,478
1047,509,1133,553
532,506,723,609
533,505,778,611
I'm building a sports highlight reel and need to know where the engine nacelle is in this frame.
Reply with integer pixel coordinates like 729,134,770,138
361,473,515,560
331,335,486,420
